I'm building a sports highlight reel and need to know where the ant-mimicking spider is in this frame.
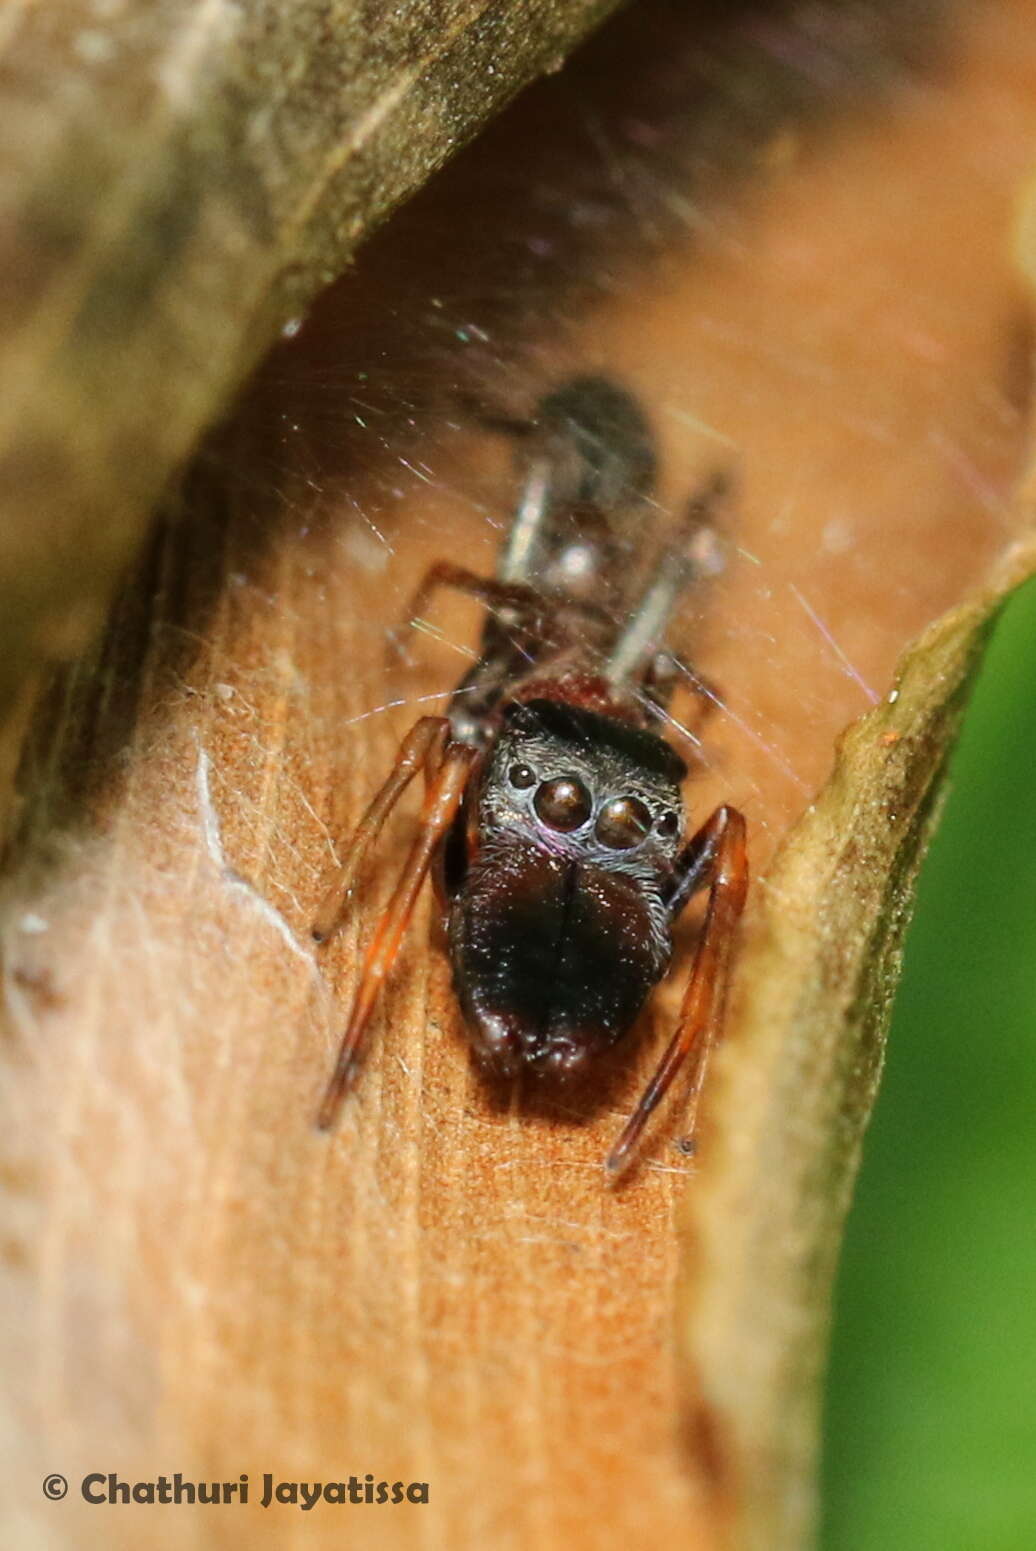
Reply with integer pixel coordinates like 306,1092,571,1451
313,376,747,1180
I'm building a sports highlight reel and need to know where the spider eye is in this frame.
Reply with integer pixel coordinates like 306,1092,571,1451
508,763,537,790
656,810,680,840
595,795,652,850
534,776,592,832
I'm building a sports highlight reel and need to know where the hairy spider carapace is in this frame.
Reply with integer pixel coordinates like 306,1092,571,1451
313,376,747,1179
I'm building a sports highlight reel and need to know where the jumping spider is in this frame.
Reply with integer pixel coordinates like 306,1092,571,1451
313,376,747,1179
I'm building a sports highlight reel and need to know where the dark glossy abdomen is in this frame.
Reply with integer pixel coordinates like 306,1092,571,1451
448,840,670,1080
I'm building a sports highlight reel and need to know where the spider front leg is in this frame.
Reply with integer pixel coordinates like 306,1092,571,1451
605,804,748,1181
314,722,478,1130
312,716,452,945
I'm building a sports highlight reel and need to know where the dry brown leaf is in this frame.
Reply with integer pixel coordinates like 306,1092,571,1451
682,524,1036,1551
0,0,622,774
3,4,1036,1550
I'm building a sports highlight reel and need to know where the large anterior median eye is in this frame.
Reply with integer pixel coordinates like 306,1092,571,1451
534,776,592,832
595,795,652,850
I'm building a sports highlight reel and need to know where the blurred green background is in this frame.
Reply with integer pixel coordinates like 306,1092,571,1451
823,576,1036,1548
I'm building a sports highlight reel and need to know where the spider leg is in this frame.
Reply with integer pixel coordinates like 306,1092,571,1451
406,561,551,620
311,716,449,946
641,649,721,725
605,470,731,686
605,803,748,1181
387,562,550,665
497,453,554,585
317,736,479,1131
389,560,614,667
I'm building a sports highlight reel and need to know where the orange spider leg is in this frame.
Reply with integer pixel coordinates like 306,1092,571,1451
316,735,479,1131
605,804,748,1181
311,716,450,946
